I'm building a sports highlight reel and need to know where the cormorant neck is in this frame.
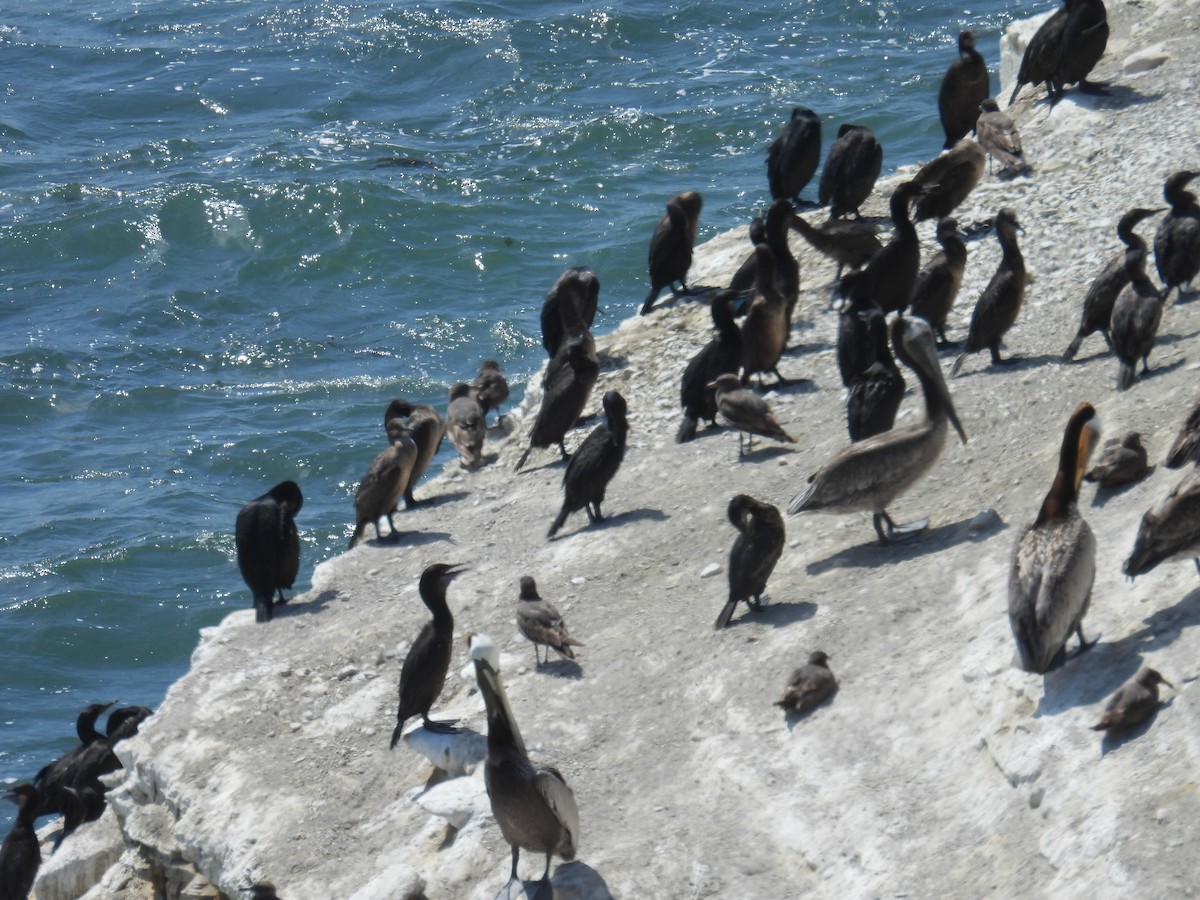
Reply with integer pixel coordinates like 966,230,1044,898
423,588,453,628
712,297,739,341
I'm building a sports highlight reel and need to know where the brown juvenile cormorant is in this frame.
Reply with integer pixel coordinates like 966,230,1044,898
849,181,922,314
236,480,303,622
910,217,967,345
708,373,796,457
911,139,985,222
446,383,486,469
541,267,600,358
766,106,821,205
1166,396,1200,469
1010,3,1070,104
516,334,599,471
641,191,702,315
1009,403,1100,674
1154,171,1200,302
714,494,786,629
938,30,990,149
515,576,584,666
1084,432,1148,488
975,99,1026,175
1,784,40,900
390,563,465,747
819,124,882,220
677,290,742,443
951,208,1026,375
1111,221,1164,391
1091,668,1172,733
471,640,579,899
1063,208,1161,362
383,399,445,507
471,360,511,426
789,213,883,279
740,244,790,386
1123,464,1200,578
349,421,417,548
1056,0,1109,95
774,652,837,715
548,390,628,538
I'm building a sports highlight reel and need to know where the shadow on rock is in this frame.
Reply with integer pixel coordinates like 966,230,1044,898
806,509,1005,574
1087,468,1154,508
586,508,669,531
276,589,340,618
762,376,818,395
535,658,584,680
362,530,454,548
494,860,615,900
729,599,817,629
738,444,795,463
1081,85,1163,110
418,490,471,508
1099,698,1173,757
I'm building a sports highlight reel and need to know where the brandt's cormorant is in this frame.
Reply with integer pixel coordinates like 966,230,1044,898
677,290,742,443
0,784,41,900
836,272,886,387
641,191,702,315
1009,403,1100,673
384,399,445,507
541,267,600,358
774,652,837,715
1056,0,1109,95
471,636,579,899
938,30,990,149
819,124,882,220
709,373,796,457
516,576,584,666
767,106,821,205
910,217,967,345
1091,668,1171,733
446,382,486,469
790,213,883,279
764,199,801,326
1010,3,1070,104
714,494,786,629
847,325,905,442
471,360,511,426
349,421,417,548
236,480,303,622
516,334,599,471
1123,464,1200,579
952,208,1026,375
740,244,790,386
1154,171,1200,302
727,216,766,295
548,390,628,538
390,563,465,747
1084,432,1148,488
975,99,1026,176
850,181,922,314
33,700,115,823
1166,396,1200,469
911,139,985,222
1111,219,1164,391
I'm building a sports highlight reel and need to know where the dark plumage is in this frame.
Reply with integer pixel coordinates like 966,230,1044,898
774,652,837,715
766,106,821,205
952,208,1026,375
708,373,796,457
678,290,742,443
1154,171,1200,302
471,360,510,426
847,321,905,443
516,335,599,471
911,139,985,222
236,480,303,622
728,216,767,295
446,383,486,469
1091,668,1171,733
1166,396,1200,469
515,576,584,666
1084,432,1148,488
1011,3,1070,104
975,99,1025,175
836,276,886,388
714,495,786,629
1122,464,1200,578
383,399,445,507
819,124,882,220
764,199,801,326
1056,0,1109,94
938,30,990,149
641,191,702,315
910,217,967,344
33,700,116,823
850,181,922,314
390,563,465,747
790,213,883,279
740,244,790,386
541,267,600,358
240,883,282,900
548,390,628,538
1063,208,1161,362
1111,227,1163,391
349,421,417,549
1,784,40,900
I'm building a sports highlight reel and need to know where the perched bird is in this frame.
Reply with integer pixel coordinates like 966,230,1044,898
0,784,41,900
1165,396,1200,469
715,495,786,629
471,636,579,898
740,244,790,386
383,399,445,507
1010,2,1070,104
1056,0,1109,95
390,563,465,747
727,216,767,295
235,481,303,623
1063,208,1162,362
541,267,600,358
515,576,584,666
1123,464,1200,578
975,99,1026,176
548,390,628,538
1111,218,1164,391
911,217,968,346
819,124,882,220
766,106,821,205
763,199,801,327
952,208,1026,375
848,180,923,314
708,373,796,457
938,30,990,149
847,324,905,443
1084,432,1148,488
789,316,967,545
349,421,417,549
1154,171,1200,302
446,382,486,469
641,191,702,315
516,334,599,471
33,701,116,825
911,139,986,222
836,274,887,387
1091,668,1172,733
677,290,742,443
471,360,511,426
774,652,837,715
789,213,883,279
1009,403,1101,674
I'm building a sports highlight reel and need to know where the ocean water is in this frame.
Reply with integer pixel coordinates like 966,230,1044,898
0,0,1039,822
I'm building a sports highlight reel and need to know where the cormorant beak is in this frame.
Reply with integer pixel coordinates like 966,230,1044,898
1161,676,1176,689
1074,417,1101,491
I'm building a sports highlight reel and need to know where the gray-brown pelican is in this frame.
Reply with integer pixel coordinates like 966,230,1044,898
470,633,579,899
1123,463,1200,578
1009,403,1101,674
1166,396,1200,469
787,316,966,544
1091,667,1172,733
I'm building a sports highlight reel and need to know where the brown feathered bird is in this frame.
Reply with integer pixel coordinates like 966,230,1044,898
708,373,796,457
910,217,967,345
975,99,1026,176
911,139,985,222
775,652,837,715
641,191,702,314
515,576,584,667
349,421,417,548
446,382,486,469
715,495,786,629
471,360,510,426
1166,395,1200,469
1091,668,1171,733
1084,432,1148,488
383,399,445,507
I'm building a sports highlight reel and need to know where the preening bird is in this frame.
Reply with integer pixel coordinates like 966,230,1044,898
715,494,786,629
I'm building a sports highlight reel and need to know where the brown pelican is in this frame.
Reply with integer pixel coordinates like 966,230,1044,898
715,495,786,629
938,30,990,149
515,576,584,666
1166,396,1200,469
1009,403,1101,674
470,634,579,899
1091,667,1171,733
767,106,821,205
446,382,486,469
819,123,882,220
641,191,702,315
788,315,966,545
1084,432,1148,488
1123,463,1200,578
774,652,837,715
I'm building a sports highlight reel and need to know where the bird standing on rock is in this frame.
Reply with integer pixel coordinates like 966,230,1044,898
1056,0,1109,96
910,217,967,345
911,140,986,222
541,267,600,358
740,244,790,386
1010,2,1070,104
847,181,923,314
789,213,883,279
1,784,41,900
516,334,599,472
715,494,786,629
975,99,1026,176
775,652,837,715
708,373,796,457
938,30,990,149
1091,668,1171,733
471,360,510,426
641,191,702,315
236,480,303,622
446,382,486,469
767,106,821,206
952,208,1026,375
349,421,416,548
1154,170,1200,302
516,576,584,666
1111,216,1164,391
819,123,882,220
678,290,742,443
548,390,628,538
383,399,445,508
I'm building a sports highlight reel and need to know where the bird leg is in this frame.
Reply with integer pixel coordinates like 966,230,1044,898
880,510,929,543
558,440,569,459
1068,624,1100,659
275,588,290,605
1193,558,1200,576
421,714,460,734
748,593,769,610
1076,78,1110,95
494,845,521,900
772,368,788,386
530,852,554,900
591,501,604,522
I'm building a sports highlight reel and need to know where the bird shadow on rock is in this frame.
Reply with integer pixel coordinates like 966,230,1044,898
275,590,340,619
596,350,628,373
416,491,471,508
732,599,817,629
1087,469,1154,508
1099,698,1173,757
1078,85,1163,111
737,444,794,464
534,658,583,680
959,352,1064,376
1154,327,1200,348
762,377,818,396
587,508,669,531
1136,358,1188,385
494,860,614,900
805,511,1006,574
784,340,835,358
365,530,455,548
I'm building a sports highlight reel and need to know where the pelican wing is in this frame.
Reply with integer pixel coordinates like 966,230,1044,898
534,765,579,860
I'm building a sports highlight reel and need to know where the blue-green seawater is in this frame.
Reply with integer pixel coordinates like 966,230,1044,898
0,0,1041,821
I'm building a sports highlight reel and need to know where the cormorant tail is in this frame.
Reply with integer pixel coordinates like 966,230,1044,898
714,597,739,630
676,415,698,443
1062,333,1083,362
950,351,967,377
547,506,569,539
254,595,273,624
389,721,406,749
348,524,364,549
515,446,532,472
640,285,661,316
1117,360,1136,391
